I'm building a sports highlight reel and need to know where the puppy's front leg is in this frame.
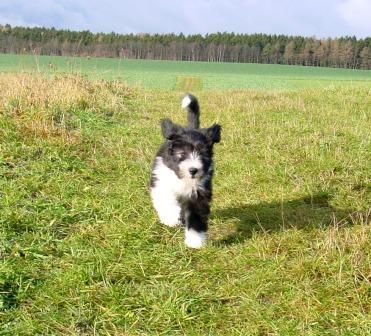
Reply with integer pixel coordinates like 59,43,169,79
151,188,181,227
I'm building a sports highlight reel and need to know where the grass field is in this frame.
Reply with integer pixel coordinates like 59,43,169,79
0,56,370,335
1,54,371,90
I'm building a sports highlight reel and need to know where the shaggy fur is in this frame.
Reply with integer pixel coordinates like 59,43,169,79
150,94,221,248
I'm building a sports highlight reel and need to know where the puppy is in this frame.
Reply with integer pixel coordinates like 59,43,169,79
150,94,221,248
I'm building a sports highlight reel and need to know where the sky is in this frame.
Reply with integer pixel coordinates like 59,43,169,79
0,0,370,38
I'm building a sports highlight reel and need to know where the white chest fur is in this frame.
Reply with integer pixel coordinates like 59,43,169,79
150,157,202,228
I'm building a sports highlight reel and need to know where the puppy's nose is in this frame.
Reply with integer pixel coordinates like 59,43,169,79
189,167,198,176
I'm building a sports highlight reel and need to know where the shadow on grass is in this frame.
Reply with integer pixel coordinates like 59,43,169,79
213,192,368,246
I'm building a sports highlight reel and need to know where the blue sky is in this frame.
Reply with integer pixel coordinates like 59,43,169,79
0,0,370,38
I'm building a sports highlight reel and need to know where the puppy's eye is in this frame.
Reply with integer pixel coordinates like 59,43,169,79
176,152,186,160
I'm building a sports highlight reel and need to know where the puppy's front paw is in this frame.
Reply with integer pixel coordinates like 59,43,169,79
161,217,181,227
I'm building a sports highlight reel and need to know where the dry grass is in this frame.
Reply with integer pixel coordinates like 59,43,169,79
0,74,133,144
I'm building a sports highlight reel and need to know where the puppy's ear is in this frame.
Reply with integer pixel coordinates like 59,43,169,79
204,123,221,144
161,118,184,140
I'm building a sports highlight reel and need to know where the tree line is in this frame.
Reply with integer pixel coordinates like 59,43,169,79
1,24,370,69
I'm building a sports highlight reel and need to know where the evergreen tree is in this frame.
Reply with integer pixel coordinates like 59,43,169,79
0,25,369,69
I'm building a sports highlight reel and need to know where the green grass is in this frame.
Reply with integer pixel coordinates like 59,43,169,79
1,54,371,90
0,72,370,335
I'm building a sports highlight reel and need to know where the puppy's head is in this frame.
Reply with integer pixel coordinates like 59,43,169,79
161,119,221,180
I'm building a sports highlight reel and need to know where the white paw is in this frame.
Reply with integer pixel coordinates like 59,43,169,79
185,229,206,248
157,208,181,227
161,217,181,227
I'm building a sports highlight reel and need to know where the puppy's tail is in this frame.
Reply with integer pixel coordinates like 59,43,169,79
181,93,200,129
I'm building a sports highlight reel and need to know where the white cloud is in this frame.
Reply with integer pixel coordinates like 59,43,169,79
337,0,371,33
0,0,90,30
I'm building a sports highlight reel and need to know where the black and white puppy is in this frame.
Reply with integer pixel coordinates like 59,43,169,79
150,94,221,248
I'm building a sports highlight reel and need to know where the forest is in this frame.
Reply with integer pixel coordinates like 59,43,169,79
1,24,370,69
